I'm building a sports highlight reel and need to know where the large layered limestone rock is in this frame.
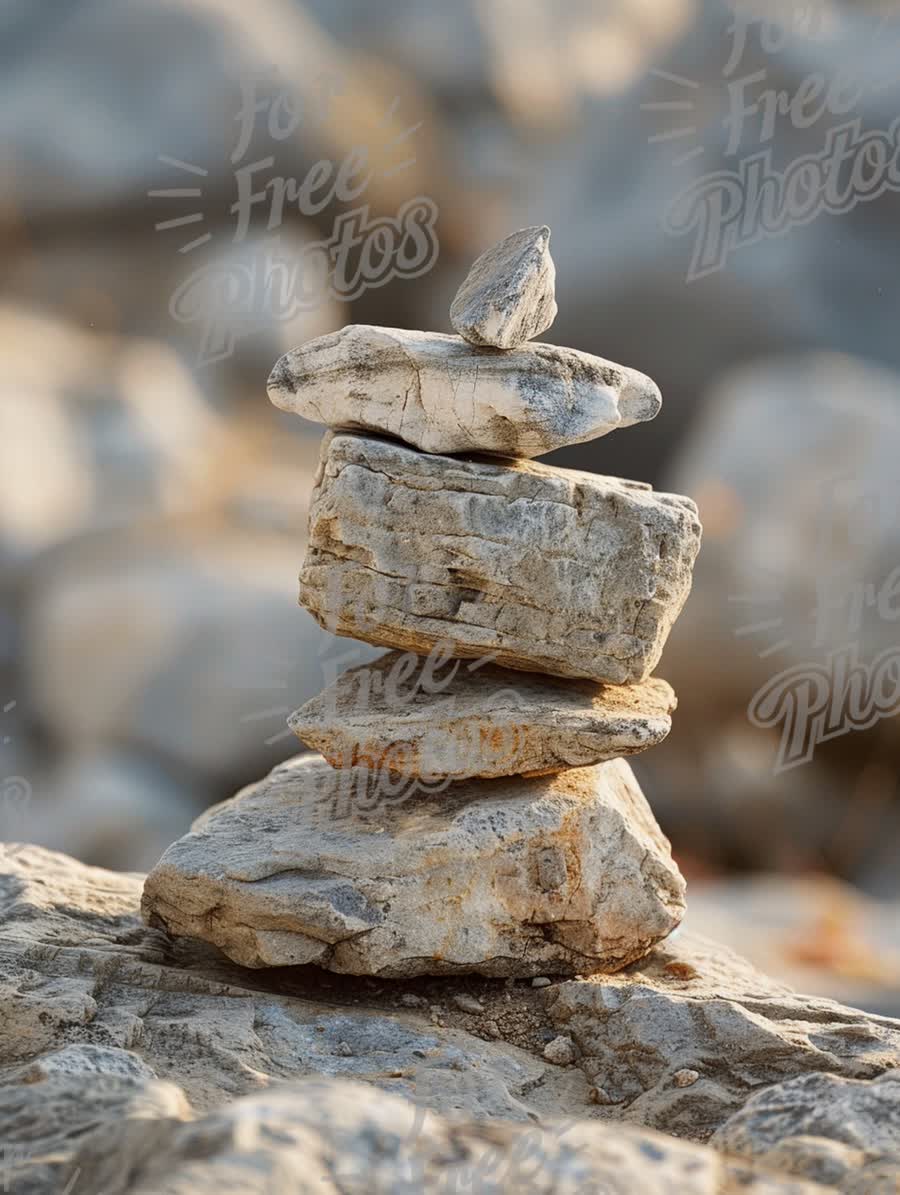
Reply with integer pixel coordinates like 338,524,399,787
546,932,900,1144
267,325,661,458
713,1071,900,1192
63,1079,827,1195
299,433,701,685
141,754,685,977
291,649,676,778
0,845,594,1191
450,225,558,348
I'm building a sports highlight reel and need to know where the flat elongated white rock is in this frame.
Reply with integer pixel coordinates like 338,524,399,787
290,650,677,779
141,754,686,977
450,225,558,348
299,433,701,685
267,325,661,458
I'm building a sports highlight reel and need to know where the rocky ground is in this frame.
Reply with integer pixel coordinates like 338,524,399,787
2,843,898,1193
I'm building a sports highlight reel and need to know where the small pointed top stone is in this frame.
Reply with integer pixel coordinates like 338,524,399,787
450,225,558,349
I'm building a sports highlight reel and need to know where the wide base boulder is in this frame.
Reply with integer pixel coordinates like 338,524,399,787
141,754,685,977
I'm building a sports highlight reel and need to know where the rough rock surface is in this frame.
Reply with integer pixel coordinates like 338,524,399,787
713,1070,900,1192
299,433,701,685
62,1078,828,1195
142,754,685,977
449,225,558,348
267,325,661,458
4,844,899,1193
547,932,900,1144
0,845,596,1151
290,649,676,778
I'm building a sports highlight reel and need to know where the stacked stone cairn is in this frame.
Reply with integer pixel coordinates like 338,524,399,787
143,226,703,980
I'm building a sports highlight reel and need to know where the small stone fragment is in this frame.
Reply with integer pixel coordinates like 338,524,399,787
337,1042,353,1058
291,651,676,780
531,977,551,989
141,754,685,977
300,433,701,686
536,846,569,892
400,993,423,1009
543,1036,577,1066
267,325,661,459
453,994,484,1015
674,1069,700,1088
590,1086,614,1106
449,225,558,349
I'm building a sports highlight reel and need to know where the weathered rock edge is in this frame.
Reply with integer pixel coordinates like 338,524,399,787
290,650,677,779
547,932,900,1147
62,1078,829,1195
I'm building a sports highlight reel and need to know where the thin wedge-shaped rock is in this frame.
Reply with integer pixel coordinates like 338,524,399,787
290,650,676,779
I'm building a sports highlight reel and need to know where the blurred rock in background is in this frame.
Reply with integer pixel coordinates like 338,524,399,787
685,872,900,1019
649,352,900,900
3,0,900,1015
